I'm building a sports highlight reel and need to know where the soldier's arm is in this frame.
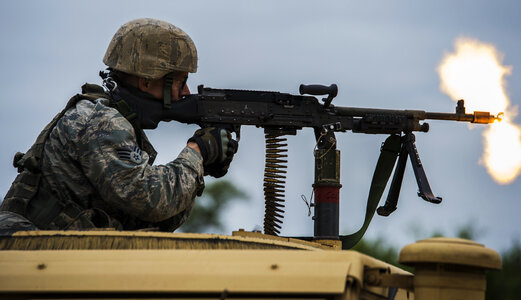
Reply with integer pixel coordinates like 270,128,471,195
74,101,205,223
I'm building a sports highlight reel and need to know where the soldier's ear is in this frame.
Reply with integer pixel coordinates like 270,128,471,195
138,78,151,92
137,77,164,100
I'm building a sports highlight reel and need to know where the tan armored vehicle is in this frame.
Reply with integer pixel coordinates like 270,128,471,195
0,228,500,300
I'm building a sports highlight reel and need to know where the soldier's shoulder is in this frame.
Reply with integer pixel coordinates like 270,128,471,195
57,98,130,139
61,98,122,126
74,98,117,118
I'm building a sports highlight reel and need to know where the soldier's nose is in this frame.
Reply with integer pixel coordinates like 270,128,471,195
181,84,191,97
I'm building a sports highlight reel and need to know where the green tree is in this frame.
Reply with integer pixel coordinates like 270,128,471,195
352,237,400,267
180,180,249,233
486,240,521,300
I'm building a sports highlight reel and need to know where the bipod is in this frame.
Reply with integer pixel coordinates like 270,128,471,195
377,132,442,217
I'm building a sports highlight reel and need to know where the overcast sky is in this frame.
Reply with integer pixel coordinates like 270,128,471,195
1,0,520,251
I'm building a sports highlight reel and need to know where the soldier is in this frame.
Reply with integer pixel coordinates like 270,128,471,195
0,18,238,234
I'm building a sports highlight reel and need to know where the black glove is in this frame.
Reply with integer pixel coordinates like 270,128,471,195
188,127,238,177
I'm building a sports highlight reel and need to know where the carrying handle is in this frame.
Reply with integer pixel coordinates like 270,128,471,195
299,84,338,108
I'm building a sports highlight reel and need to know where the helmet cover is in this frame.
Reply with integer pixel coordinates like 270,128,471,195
103,18,198,79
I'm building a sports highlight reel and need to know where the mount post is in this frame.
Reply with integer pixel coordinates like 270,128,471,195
313,130,341,240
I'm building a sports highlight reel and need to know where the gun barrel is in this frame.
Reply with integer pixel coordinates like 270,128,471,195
425,111,501,124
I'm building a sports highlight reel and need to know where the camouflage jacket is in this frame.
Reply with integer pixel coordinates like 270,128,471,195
1,92,204,231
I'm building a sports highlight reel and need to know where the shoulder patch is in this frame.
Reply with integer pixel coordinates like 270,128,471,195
117,145,143,164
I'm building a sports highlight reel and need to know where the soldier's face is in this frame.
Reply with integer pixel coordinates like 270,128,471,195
138,72,190,101
171,72,190,100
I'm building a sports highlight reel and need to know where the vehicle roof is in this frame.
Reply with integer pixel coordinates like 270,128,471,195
0,231,411,299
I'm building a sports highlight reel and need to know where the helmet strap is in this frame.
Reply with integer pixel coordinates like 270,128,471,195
163,72,174,109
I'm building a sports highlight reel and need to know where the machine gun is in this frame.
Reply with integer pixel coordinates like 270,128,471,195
164,84,502,248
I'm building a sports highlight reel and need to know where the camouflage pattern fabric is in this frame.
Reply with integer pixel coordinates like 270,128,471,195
0,211,38,236
47,98,204,230
103,18,198,79
2,96,204,231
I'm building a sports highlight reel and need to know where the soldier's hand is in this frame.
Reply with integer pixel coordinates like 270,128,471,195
204,160,234,178
188,127,238,177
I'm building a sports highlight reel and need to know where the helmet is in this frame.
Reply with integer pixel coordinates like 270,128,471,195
103,18,198,79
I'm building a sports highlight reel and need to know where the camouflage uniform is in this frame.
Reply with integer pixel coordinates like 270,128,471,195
1,90,205,232
0,211,38,235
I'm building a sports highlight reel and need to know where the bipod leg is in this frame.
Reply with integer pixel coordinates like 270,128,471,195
377,141,408,216
403,133,442,204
